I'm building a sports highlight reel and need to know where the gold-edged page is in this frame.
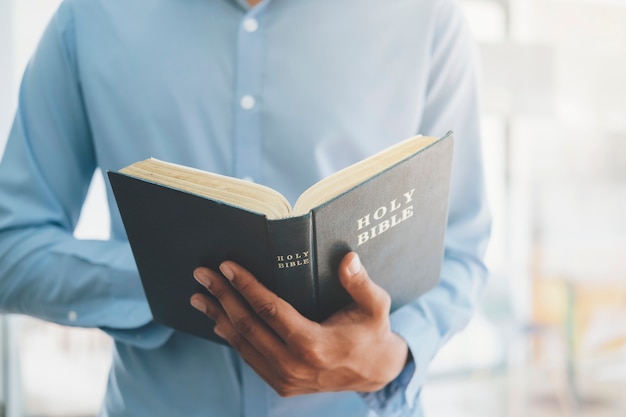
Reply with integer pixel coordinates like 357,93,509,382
120,159,293,219
291,135,438,216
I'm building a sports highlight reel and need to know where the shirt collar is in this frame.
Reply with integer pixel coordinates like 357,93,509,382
233,0,270,11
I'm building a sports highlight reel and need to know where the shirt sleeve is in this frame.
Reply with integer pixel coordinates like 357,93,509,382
359,0,491,414
0,1,172,349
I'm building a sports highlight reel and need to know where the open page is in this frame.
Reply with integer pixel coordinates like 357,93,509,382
118,134,439,220
119,160,292,219
292,135,438,215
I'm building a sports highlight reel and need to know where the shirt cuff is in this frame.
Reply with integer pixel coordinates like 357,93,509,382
48,238,175,349
98,240,175,349
389,304,441,410
101,321,175,349
357,304,440,416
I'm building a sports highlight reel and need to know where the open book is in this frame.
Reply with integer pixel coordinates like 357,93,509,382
108,132,454,343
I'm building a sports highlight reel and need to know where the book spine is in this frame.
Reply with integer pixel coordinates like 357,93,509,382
310,210,352,321
266,214,318,321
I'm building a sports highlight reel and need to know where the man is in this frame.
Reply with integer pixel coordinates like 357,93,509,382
0,0,490,415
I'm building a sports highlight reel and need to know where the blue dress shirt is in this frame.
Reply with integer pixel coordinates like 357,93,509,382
0,0,490,415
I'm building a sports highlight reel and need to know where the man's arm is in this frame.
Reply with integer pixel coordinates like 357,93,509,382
374,0,492,412
0,2,169,348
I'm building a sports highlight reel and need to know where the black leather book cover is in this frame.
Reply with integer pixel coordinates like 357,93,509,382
108,133,453,343
312,133,453,320
108,173,314,343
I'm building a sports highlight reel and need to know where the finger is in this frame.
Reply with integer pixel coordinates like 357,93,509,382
208,304,320,399
190,292,279,365
193,267,275,340
219,261,318,345
190,291,248,340
193,267,289,356
212,319,315,397
191,294,318,397
338,252,390,317
210,318,276,378
190,292,224,320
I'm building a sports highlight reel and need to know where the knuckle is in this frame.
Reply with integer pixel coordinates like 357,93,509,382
276,359,306,384
274,382,293,398
350,273,370,290
232,316,255,338
288,363,311,382
210,285,229,301
233,276,251,293
362,284,391,319
276,362,296,383
287,330,315,347
377,291,392,314
301,343,326,366
227,332,246,351
272,360,312,397
254,299,279,322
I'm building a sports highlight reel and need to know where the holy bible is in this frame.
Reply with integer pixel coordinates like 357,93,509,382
108,132,454,343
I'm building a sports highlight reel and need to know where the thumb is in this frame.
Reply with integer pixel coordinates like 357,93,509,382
338,252,390,316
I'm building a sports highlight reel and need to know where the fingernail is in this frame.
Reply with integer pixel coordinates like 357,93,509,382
190,297,206,313
194,269,211,288
214,326,225,338
220,263,234,281
347,253,362,275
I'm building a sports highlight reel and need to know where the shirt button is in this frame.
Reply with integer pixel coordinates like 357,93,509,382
243,18,258,33
68,310,78,322
240,95,256,110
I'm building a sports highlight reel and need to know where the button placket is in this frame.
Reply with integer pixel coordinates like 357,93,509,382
233,9,265,183
232,8,272,415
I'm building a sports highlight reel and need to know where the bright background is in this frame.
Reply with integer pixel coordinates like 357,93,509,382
1,0,625,416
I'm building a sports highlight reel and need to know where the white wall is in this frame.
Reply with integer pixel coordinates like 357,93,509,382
0,1,18,415
0,0,16,155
